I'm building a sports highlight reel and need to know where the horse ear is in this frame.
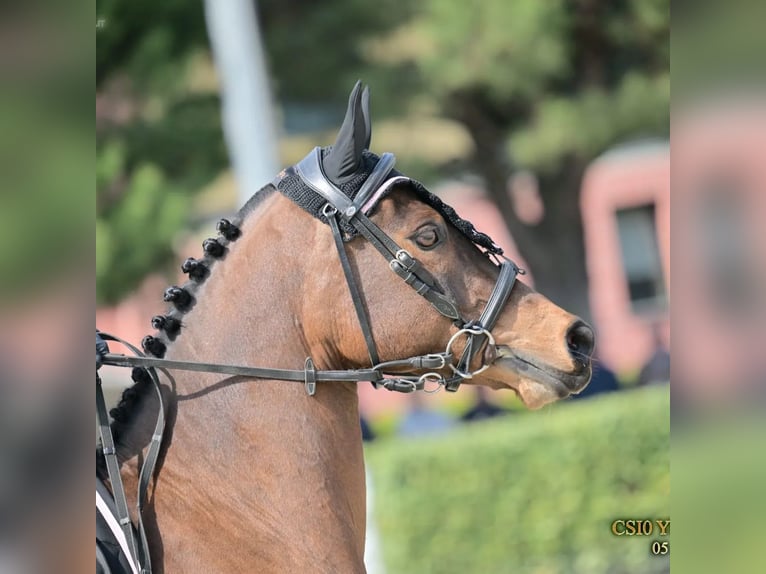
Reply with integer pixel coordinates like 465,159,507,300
323,81,372,185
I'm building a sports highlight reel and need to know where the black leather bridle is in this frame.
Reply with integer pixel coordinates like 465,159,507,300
96,150,521,573
100,148,522,395
293,147,522,392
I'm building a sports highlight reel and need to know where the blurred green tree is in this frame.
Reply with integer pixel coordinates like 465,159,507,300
96,0,414,304
97,0,229,303
388,0,670,315
258,0,417,104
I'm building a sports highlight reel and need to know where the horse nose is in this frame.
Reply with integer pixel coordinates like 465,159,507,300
566,320,595,362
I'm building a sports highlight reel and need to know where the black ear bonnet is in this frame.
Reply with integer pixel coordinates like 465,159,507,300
273,81,503,255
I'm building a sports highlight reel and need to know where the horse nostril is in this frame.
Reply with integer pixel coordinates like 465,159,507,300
566,320,595,361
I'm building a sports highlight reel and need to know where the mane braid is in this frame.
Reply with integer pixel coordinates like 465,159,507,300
108,184,277,445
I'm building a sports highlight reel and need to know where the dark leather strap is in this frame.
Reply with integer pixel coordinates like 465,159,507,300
352,152,396,209
479,258,519,329
444,260,519,391
295,147,463,322
345,212,463,321
99,332,164,573
97,375,142,570
101,353,385,384
327,212,381,368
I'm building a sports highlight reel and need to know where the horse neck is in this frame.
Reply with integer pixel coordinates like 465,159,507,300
169,191,356,381
127,193,368,571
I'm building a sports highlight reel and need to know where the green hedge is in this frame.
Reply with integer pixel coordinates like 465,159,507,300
366,387,669,574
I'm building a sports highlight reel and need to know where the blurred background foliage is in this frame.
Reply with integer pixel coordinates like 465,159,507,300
672,410,766,574
96,0,668,311
0,3,91,301
367,386,669,574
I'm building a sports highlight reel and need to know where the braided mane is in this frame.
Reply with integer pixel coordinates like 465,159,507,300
107,185,276,445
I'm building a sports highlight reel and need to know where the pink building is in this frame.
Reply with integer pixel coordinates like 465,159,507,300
672,101,766,401
581,100,766,401
580,140,670,375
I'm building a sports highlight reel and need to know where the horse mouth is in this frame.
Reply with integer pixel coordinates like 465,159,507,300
488,346,592,408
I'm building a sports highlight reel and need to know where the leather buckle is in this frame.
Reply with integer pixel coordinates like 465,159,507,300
395,249,416,270
304,357,317,396
444,376,462,392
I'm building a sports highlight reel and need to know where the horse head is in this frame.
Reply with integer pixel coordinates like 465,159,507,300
278,82,594,408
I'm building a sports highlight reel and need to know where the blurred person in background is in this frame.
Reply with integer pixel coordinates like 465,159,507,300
397,392,454,437
637,323,670,387
360,415,376,442
460,386,509,422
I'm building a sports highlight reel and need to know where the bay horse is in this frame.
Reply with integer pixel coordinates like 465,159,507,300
100,82,594,573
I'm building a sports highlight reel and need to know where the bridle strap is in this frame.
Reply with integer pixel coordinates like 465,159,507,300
444,259,519,391
295,148,463,322
101,352,386,384
347,213,463,321
353,152,396,209
327,211,381,382
97,374,142,570
294,146,523,391
98,332,165,574
479,257,519,329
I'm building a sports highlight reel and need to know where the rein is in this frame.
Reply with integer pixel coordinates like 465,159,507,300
96,148,521,574
100,338,452,394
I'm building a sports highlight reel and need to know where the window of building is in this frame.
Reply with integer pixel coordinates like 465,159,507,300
616,204,667,313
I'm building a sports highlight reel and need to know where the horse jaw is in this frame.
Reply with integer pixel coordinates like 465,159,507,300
471,306,593,408
478,354,591,409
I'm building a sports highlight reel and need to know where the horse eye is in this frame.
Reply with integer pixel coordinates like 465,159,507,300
413,226,441,250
